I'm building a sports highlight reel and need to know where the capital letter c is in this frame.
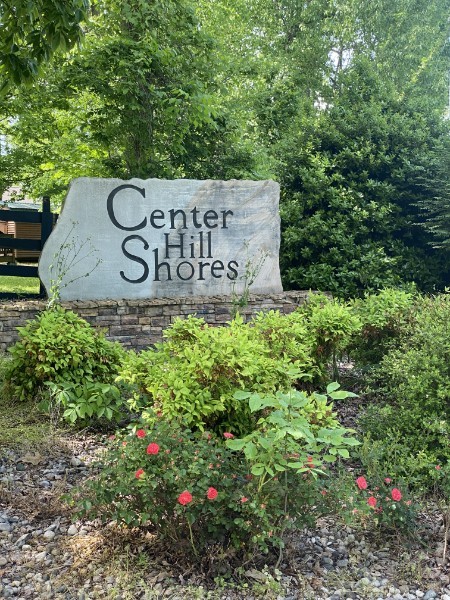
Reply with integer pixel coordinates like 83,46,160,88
107,184,147,231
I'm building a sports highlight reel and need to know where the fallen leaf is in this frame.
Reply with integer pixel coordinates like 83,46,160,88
20,453,43,465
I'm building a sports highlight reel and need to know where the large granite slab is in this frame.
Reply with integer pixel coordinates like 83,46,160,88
38,178,283,301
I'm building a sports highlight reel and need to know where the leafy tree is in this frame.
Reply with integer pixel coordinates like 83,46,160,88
0,0,88,88
279,58,450,297
3,0,262,202
2,0,450,300
416,142,450,250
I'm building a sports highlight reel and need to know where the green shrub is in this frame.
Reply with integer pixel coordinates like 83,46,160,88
75,419,294,554
6,305,125,401
349,287,417,367
0,353,13,402
120,304,362,435
121,313,310,435
296,293,362,377
359,293,450,489
250,309,317,377
227,384,359,478
43,380,126,425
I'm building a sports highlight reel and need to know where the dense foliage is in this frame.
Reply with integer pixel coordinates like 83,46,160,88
0,0,88,87
348,287,417,366
76,385,358,554
279,59,450,296
119,302,360,435
357,293,450,489
5,305,124,401
1,0,449,295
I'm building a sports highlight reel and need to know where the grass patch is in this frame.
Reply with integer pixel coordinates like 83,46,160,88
0,275,40,295
0,394,57,449
0,353,60,449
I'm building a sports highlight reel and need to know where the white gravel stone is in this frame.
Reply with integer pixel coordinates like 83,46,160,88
67,524,78,536
34,551,47,562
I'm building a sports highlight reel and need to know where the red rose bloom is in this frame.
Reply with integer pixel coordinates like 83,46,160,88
178,491,193,505
136,429,146,439
223,432,234,439
240,497,248,503
367,496,377,508
146,443,160,455
206,487,218,500
436,465,442,470
135,468,144,479
356,476,368,490
391,488,402,501
384,477,392,483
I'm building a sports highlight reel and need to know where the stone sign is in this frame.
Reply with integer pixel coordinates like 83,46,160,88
38,178,283,301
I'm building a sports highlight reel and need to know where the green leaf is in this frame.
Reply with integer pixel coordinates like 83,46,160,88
323,454,337,463
234,390,251,400
244,441,257,460
337,448,350,458
286,461,305,469
329,390,358,400
251,464,265,476
249,394,264,413
343,437,360,446
326,382,341,394
225,438,246,451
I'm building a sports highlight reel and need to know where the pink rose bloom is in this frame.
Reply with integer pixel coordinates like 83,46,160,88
146,443,160,455
178,491,193,506
206,487,218,500
391,488,402,501
356,476,368,490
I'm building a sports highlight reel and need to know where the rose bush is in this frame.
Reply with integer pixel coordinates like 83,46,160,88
323,471,417,536
74,415,330,554
74,378,361,555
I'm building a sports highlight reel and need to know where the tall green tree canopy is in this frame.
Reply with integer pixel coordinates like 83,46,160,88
1,0,450,296
0,0,88,87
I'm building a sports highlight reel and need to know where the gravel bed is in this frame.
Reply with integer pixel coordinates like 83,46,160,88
0,434,449,599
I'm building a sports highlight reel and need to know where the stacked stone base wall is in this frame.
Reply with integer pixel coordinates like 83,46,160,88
0,291,311,353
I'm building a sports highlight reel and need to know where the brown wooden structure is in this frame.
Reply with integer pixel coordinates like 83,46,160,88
0,197,56,298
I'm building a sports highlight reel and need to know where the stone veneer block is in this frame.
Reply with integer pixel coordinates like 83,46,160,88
39,178,282,301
